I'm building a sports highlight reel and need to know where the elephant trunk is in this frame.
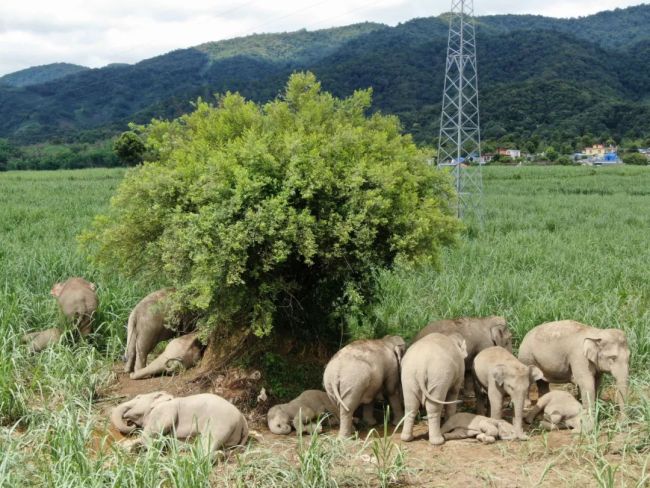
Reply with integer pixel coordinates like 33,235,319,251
111,403,137,435
612,365,628,413
513,390,527,439
130,354,170,380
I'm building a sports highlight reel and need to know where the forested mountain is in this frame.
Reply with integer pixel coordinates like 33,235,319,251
0,63,89,88
0,5,649,148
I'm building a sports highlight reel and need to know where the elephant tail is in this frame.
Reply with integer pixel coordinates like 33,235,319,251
418,378,463,405
331,383,351,412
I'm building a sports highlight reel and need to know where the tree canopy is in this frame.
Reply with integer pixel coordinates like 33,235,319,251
81,73,460,344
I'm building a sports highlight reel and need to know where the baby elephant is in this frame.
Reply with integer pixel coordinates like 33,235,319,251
51,277,98,336
441,413,517,444
474,346,545,440
401,333,467,445
129,333,203,380
267,390,337,435
22,327,63,353
526,390,591,433
111,391,248,457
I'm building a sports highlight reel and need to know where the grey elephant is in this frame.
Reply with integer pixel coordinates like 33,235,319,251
413,316,512,397
400,333,467,445
111,391,248,456
267,390,338,435
129,333,203,380
323,335,405,438
51,277,98,336
526,390,592,433
124,288,185,374
22,327,63,353
473,346,545,440
441,412,517,444
518,320,629,412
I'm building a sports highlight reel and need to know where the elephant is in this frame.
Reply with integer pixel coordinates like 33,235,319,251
22,327,63,353
267,390,338,435
51,277,98,336
518,320,629,413
400,332,467,445
441,412,517,444
525,390,591,433
323,335,405,438
124,288,186,374
111,391,248,456
413,316,512,397
129,333,203,380
473,346,545,440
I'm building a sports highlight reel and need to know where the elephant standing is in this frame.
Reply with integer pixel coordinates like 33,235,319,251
111,392,248,456
518,320,629,412
323,335,405,438
473,346,544,440
51,277,98,336
124,288,183,374
400,333,467,445
413,316,512,397
129,333,203,380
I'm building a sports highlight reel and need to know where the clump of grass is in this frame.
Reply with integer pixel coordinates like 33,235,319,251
363,409,409,487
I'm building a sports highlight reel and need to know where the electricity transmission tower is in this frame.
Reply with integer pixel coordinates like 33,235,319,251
437,0,483,223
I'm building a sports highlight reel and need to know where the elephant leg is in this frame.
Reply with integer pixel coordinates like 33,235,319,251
512,396,528,440
443,428,477,440
476,433,496,444
474,376,488,416
444,383,462,420
539,420,559,431
525,404,543,424
387,390,404,426
425,400,444,445
400,391,419,442
488,388,504,420
576,374,597,410
362,403,377,426
338,405,355,439
463,373,476,398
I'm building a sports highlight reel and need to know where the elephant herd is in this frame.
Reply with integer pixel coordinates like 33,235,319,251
24,278,631,457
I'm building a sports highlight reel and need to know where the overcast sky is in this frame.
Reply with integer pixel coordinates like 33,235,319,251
0,0,645,76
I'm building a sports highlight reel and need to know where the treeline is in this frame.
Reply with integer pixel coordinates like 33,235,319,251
0,139,118,171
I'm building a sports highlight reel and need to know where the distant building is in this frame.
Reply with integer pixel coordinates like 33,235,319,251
638,148,650,155
497,148,521,159
584,144,617,157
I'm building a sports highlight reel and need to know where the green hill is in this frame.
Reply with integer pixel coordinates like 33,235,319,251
0,5,648,149
0,63,89,88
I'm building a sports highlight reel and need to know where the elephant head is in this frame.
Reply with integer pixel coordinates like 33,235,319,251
448,333,469,359
489,317,513,352
583,329,629,410
267,405,292,435
382,335,406,364
111,391,174,434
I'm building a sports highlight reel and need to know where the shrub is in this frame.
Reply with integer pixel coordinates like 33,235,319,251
113,131,145,166
623,153,649,165
81,72,460,347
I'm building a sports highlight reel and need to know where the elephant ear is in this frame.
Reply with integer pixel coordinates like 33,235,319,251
490,326,504,346
492,364,507,387
529,365,546,382
583,338,602,364
393,344,406,365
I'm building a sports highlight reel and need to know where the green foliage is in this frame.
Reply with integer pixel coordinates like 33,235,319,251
82,73,460,341
113,131,145,166
545,147,559,162
623,153,649,165
3,142,119,170
557,155,573,166
0,63,88,88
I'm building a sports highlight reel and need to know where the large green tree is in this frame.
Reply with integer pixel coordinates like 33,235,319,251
82,73,460,355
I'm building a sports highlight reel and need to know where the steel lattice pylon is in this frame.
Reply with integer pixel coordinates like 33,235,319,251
437,0,483,223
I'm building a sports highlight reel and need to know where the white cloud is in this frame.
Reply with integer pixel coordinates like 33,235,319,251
0,0,645,76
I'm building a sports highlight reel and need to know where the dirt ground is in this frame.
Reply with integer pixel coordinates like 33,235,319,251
97,366,646,487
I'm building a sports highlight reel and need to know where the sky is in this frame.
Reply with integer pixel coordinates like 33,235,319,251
0,0,645,76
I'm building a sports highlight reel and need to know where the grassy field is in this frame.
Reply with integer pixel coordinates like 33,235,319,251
0,166,648,486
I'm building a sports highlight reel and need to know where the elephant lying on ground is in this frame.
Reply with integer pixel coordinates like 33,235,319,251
526,390,591,432
414,316,512,398
22,327,63,353
401,333,467,445
474,346,545,440
441,413,517,444
129,333,203,380
323,335,405,438
267,390,338,435
518,320,629,413
111,391,248,456
51,277,98,336
124,289,185,375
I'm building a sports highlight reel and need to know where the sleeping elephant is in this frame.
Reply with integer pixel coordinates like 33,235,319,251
111,391,248,456
413,316,512,397
267,390,338,435
323,335,405,438
518,320,629,412
525,390,591,433
441,412,517,443
22,327,63,353
400,333,467,445
473,346,545,440
129,333,203,380
124,288,189,374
